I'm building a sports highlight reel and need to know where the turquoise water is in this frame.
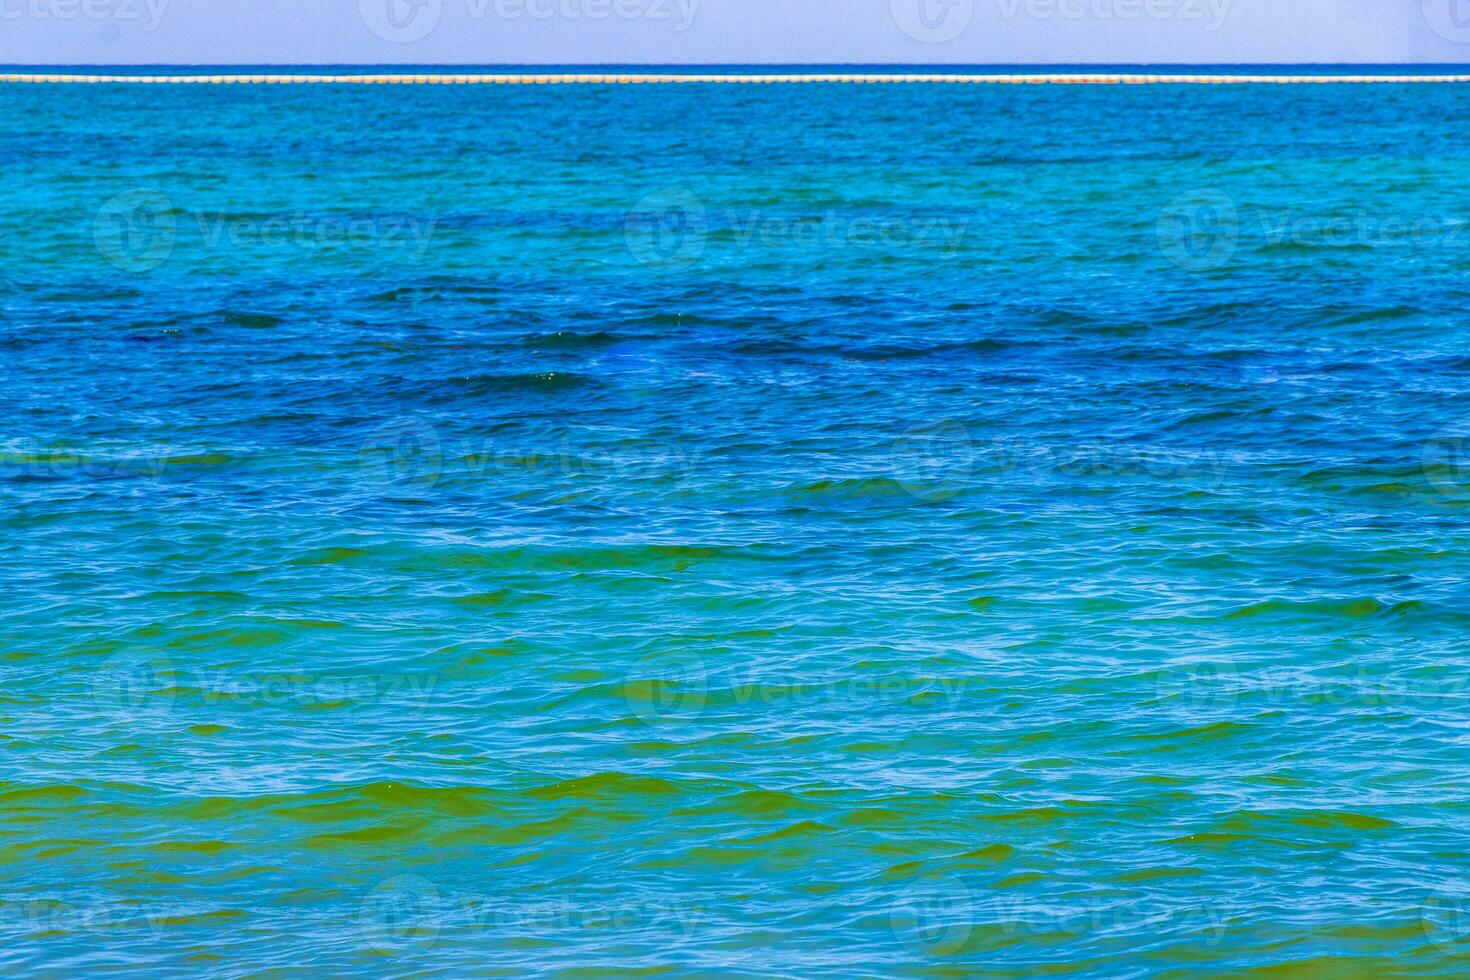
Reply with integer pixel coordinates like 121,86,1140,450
4,75,1470,976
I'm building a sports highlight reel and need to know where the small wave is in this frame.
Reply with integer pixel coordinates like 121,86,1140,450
1225,597,1424,621
219,311,284,329
785,477,917,500
521,330,624,349
401,543,755,574
403,371,598,402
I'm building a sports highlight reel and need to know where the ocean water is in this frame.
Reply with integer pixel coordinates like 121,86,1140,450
4,74,1470,976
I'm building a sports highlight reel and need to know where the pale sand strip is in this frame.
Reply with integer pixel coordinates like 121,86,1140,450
3,72,1470,85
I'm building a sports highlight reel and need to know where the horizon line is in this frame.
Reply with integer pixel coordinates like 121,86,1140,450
6,62,1470,70
6,70,1470,84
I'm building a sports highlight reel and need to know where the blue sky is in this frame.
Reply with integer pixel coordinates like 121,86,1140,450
3,0,1468,64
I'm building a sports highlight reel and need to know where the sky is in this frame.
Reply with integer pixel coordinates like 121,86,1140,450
2,0,1469,65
